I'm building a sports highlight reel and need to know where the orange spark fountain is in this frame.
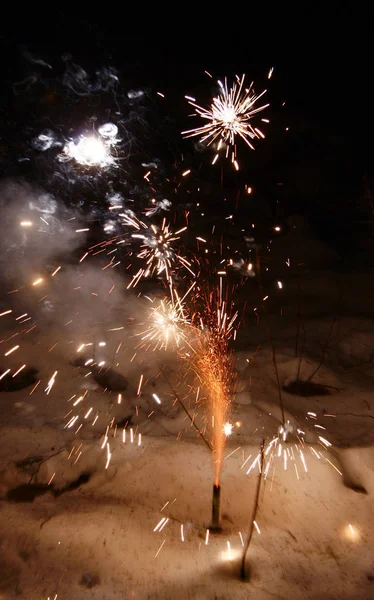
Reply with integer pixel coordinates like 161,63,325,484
191,287,237,529
197,340,232,488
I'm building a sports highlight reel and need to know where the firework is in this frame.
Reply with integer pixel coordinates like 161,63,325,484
243,413,336,484
137,283,196,351
195,331,234,488
182,74,269,169
60,123,119,168
186,285,238,529
192,285,238,482
130,218,193,286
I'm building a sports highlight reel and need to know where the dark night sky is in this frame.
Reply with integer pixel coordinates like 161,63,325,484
0,11,373,254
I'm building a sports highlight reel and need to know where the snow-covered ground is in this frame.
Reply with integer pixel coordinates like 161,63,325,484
1,213,374,599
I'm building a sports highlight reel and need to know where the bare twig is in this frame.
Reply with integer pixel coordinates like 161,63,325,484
256,249,285,424
159,366,212,452
307,290,342,382
28,449,65,484
240,439,265,580
295,278,302,357
296,319,307,380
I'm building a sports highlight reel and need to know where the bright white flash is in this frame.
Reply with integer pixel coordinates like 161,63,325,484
61,123,119,168
223,422,233,436
64,136,112,167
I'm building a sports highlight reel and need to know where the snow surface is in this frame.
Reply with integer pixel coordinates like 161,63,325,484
1,226,374,599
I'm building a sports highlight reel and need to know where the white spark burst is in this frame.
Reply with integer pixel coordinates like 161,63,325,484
129,218,193,286
182,74,269,169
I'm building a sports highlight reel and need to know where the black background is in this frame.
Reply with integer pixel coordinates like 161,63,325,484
0,9,372,257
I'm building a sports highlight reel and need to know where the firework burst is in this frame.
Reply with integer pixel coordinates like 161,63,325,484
243,413,337,484
129,218,193,286
182,74,269,169
137,283,196,351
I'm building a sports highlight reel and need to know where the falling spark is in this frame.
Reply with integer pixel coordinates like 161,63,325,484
319,436,332,448
45,371,58,395
159,518,169,532
12,364,26,377
105,442,111,469
299,450,308,472
323,457,342,475
155,540,166,558
5,345,19,356
225,446,240,460
137,375,143,396
205,529,210,545
29,380,40,395
32,278,43,286
154,518,166,532
253,520,261,534
240,454,252,469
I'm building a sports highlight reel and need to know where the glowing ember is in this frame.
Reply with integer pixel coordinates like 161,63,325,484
223,422,233,436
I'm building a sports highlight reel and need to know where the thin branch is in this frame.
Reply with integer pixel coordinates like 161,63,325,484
159,366,212,452
256,249,285,424
240,439,265,580
307,290,342,382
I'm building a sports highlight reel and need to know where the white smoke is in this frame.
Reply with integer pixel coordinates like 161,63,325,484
0,179,150,367
0,180,84,285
